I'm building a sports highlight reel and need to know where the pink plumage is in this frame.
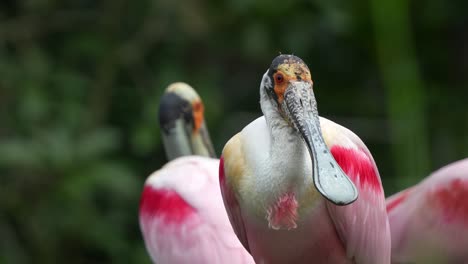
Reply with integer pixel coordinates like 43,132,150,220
220,117,391,264
327,144,390,264
331,146,382,191
139,156,254,264
266,191,299,230
140,188,196,225
220,55,390,263
387,158,468,264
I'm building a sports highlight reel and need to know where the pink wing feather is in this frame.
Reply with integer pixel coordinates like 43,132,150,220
326,131,391,264
219,156,251,253
139,156,254,264
387,158,468,263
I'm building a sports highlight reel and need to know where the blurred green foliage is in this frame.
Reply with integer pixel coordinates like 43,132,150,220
0,0,467,263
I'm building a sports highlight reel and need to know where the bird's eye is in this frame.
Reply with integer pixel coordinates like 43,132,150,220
193,102,201,112
275,74,284,84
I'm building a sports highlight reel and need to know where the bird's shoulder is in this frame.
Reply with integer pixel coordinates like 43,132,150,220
319,116,364,150
222,116,269,188
397,159,468,219
420,160,468,225
388,160,468,263
220,132,254,253
322,117,391,263
320,116,383,192
221,132,247,194
145,156,219,208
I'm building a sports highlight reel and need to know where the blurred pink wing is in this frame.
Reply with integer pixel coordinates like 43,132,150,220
325,127,391,264
219,156,251,253
386,158,468,263
139,156,254,264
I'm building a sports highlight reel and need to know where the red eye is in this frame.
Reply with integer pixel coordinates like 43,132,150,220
275,74,284,84
193,102,203,112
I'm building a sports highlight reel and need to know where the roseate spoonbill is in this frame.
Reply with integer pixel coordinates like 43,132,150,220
219,55,391,264
387,158,468,264
139,82,254,264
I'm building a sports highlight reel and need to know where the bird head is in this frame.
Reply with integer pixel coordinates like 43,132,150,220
261,54,358,205
158,82,216,160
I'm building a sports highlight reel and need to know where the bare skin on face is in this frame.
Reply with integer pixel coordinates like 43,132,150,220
272,58,313,105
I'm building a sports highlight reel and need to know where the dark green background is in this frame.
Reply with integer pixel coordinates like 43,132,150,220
1,0,467,263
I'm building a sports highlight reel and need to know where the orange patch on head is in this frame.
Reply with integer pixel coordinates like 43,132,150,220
272,60,313,104
192,101,204,132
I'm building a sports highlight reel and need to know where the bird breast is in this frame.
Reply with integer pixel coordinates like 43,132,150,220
239,116,321,227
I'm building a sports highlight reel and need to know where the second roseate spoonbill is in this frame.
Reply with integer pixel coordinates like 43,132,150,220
387,158,468,264
158,82,216,160
220,55,391,264
139,82,254,264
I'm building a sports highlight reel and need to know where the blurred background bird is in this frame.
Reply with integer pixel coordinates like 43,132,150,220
387,158,468,264
139,83,254,263
220,55,390,264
